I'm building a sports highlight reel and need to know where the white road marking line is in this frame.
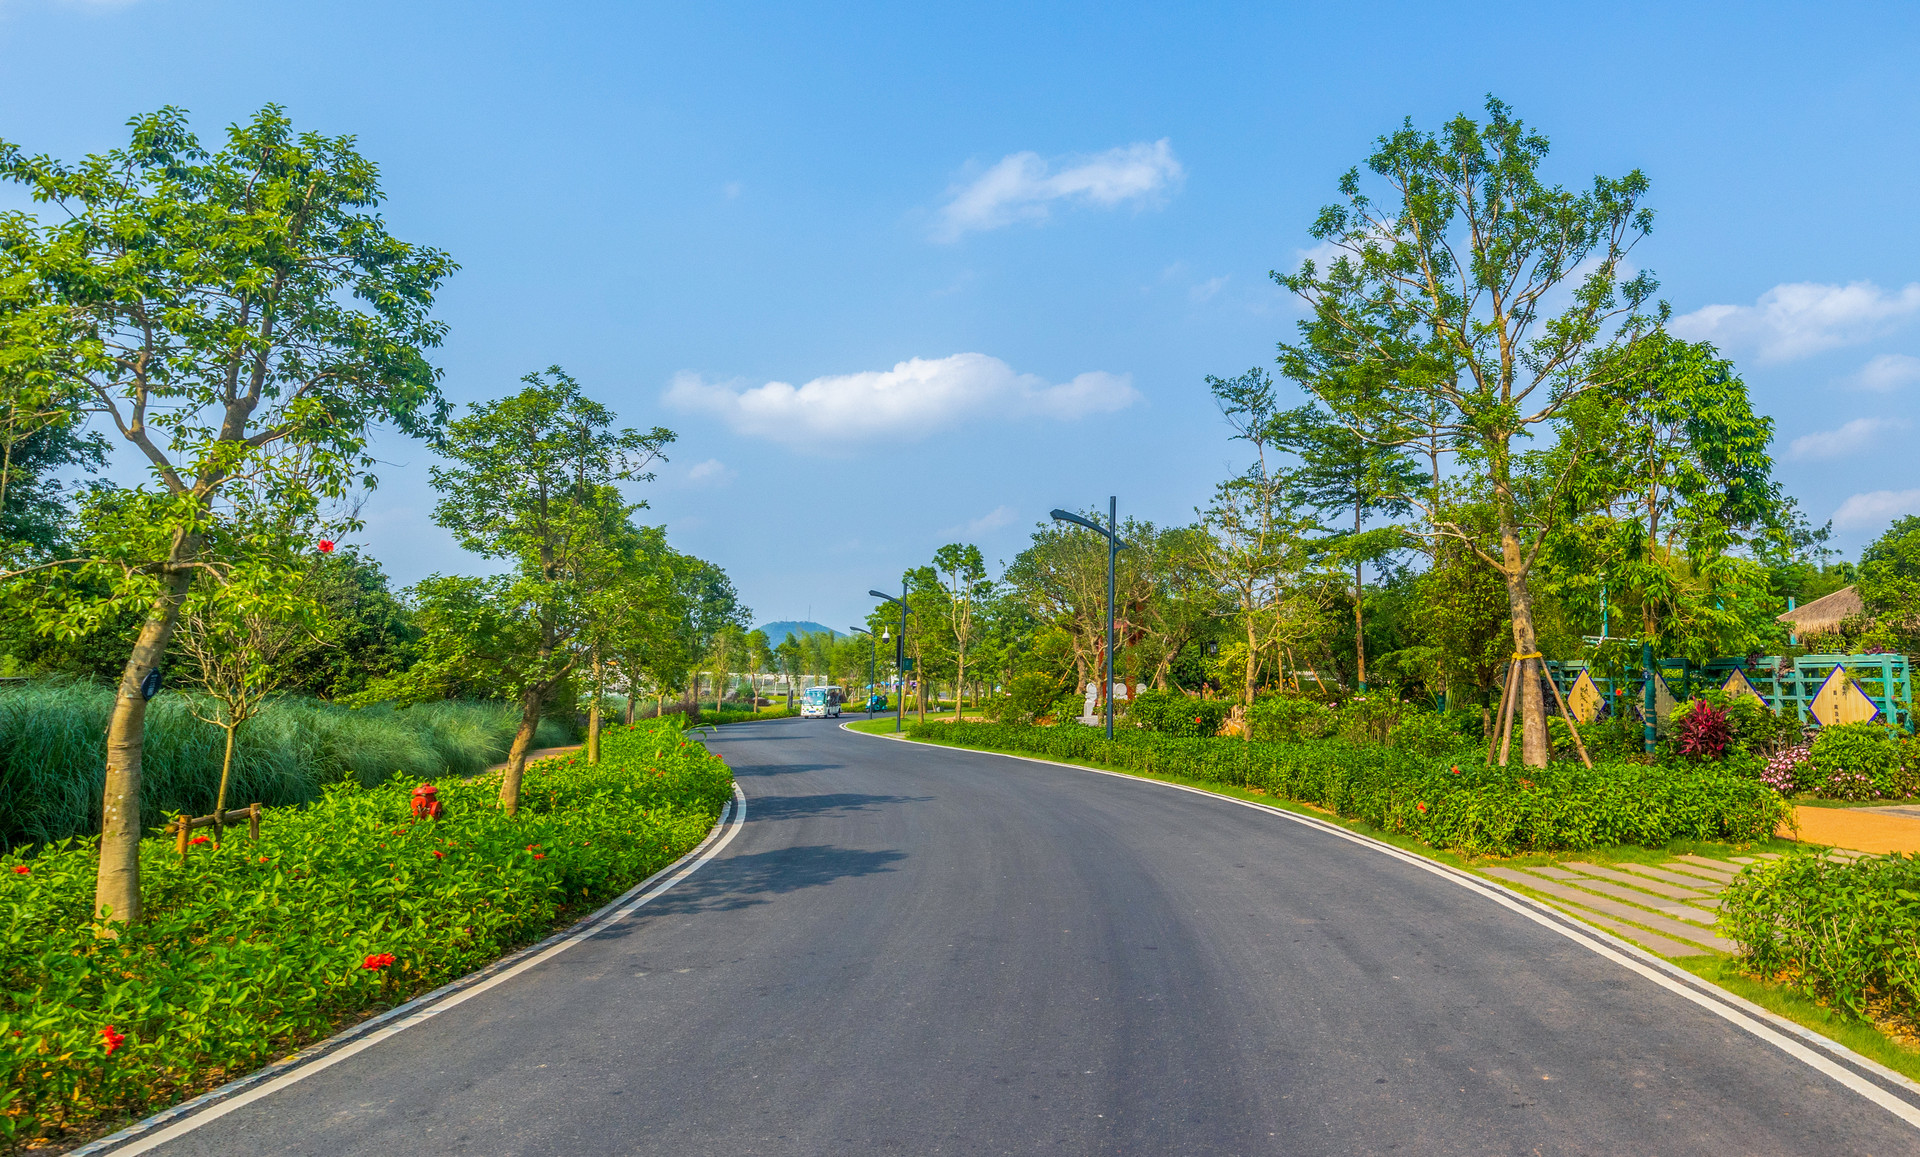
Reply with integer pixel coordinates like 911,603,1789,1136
849,726,1920,1131
81,784,748,1156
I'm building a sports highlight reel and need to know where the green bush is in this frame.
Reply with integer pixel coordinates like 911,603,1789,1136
1125,690,1230,737
1246,695,1334,742
1720,853,1920,1031
0,681,573,848
1387,711,1467,758
907,721,1788,856
989,673,1066,726
1809,722,1907,800
0,718,731,1148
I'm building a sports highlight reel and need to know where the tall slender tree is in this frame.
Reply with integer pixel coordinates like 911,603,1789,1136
1277,97,1658,765
0,107,453,923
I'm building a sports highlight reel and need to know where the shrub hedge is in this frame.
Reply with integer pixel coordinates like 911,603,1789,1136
0,718,731,1148
1720,853,1920,1031
907,721,1788,856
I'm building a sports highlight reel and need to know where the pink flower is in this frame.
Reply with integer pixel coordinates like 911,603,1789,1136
363,953,396,971
102,1026,125,1056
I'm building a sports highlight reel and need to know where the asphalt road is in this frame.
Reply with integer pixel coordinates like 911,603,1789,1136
132,716,1920,1156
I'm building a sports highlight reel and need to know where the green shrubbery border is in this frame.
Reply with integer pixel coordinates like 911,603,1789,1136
0,718,731,1149
908,721,1788,856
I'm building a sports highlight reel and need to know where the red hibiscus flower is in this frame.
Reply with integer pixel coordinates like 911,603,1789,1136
317,538,336,554
1416,802,1428,813
432,850,444,859
189,836,210,845
363,953,396,971
10,865,26,876
102,1025,125,1055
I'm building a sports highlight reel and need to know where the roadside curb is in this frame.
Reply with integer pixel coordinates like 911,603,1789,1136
71,782,748,1156
844,723,1920,1131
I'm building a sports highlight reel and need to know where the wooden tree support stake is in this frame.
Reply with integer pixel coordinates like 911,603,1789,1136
169,803,263,857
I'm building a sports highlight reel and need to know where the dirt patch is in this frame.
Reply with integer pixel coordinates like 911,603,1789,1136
1780,805,1920,854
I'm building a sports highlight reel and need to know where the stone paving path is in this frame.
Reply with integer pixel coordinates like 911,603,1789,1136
1476,849,1868,958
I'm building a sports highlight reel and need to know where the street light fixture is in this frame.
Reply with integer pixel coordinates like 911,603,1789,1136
1050,496,1131,739
868,583,909,734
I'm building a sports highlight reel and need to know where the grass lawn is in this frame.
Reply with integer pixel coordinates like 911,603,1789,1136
844,717,1920,1084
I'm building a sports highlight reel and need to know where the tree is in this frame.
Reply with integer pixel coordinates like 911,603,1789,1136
1276,96,1658,766
173,576,316,829
272,548,417,699
0,107,453,924
1858,516,1920,648
775,636,802,709
1271,401,1424,690
746,628,773,704
1199,369,1336,706
930,543,988,721
427,368,671,813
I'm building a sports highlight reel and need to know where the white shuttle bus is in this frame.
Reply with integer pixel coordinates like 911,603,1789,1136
801,685,845,718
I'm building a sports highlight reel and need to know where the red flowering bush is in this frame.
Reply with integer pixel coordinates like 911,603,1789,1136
361,953,396,971
1673,701,1733,762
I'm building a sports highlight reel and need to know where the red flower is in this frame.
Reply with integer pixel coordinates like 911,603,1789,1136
10,865,26,875
259,856,269,863
317,538,336,554
102,1026,125,1056
189,836,210,845
1415,802,1428,813
432,850,444,859
362,953,396,971
533,853,545,860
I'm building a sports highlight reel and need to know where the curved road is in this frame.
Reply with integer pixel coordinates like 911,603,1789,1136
122,717,1919,1155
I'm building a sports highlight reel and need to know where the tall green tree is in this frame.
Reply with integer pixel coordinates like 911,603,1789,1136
0,107,453,924
427,367,671,813
930,543,989,720
1276,97,1658,765
1271,401,1424,690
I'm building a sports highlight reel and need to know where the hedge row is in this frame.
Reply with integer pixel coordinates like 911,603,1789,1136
0,718,732,1149
908,722,1789,855
1720,853,1920,1031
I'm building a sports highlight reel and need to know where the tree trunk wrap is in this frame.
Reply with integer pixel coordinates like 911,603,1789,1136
96,564,194,926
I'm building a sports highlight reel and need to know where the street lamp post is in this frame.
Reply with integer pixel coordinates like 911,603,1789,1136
1051,496,1130,740
868,583,909,734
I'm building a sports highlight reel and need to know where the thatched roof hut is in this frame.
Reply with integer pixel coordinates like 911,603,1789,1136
1775,585,1864,637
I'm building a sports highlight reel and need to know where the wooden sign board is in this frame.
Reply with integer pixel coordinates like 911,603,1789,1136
1652,671,1678,725
1810,665,1880,726
1567,670,1603,724
1722,667,1767,708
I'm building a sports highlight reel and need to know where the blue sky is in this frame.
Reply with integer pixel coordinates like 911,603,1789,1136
4,0,1919,631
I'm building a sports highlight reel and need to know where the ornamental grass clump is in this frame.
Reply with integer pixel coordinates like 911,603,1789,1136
0,717,730,1150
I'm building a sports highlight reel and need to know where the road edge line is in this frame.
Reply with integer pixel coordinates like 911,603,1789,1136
74,782,749,1156
847,725,1920,1129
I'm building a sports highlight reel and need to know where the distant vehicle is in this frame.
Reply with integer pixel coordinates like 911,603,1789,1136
801,685,845,718
866,694,888,712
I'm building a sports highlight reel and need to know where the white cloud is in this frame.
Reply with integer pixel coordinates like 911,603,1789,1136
1787,416,1908,461
686,458,734,485
1853,353,1920,392
964,505,1017,534
1670,281,1920,362
934,139,1182,241
664,353,1139,448
1189,275,1228,304
1834,488,1920,530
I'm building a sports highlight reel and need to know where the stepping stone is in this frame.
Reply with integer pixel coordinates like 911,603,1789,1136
1562,862,1715,901
1479,868,1737,953
1652,902,1720,926
1614,863,1730,892
1674,855,1745,879
1533,906,1708,959
1551,870,1721,912
1526,866,1584,880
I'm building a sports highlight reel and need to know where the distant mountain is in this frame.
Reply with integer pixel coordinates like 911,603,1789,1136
755,621,840,646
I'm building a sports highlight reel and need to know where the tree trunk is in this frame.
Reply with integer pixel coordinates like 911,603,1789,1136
499,682,546,816
214,722,237,837
95,563,194,927
1242,609,1259,707
587,648,602,765
1353,500,1368,692
954,652,965,722
1497,526,1551,768
624,677,637,727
